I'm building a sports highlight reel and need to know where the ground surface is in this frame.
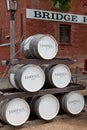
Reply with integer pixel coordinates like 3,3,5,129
20,116,87,130
0,109,87,130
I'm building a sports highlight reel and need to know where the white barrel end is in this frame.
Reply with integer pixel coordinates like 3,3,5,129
61,91,85,115
2,98,30,126
37,34,58,60
49,64,71,88
33,94,60,120
17,64,45,92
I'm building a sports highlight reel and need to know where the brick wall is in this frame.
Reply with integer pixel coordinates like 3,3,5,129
0,0,87,75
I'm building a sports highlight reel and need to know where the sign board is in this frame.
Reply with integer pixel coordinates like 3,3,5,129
26,8,87,24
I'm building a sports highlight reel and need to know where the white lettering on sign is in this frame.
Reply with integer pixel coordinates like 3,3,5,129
26,8,87,24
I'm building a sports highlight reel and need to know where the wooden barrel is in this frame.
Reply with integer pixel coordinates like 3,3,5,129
61,91,85,115
21,34,58,60
21,36,34,58
30,94,60,120
8,64,23,89
41,64,71,88
8,64,45,92
0,98,30,126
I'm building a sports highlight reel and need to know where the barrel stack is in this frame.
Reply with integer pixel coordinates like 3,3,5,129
0,34,84,126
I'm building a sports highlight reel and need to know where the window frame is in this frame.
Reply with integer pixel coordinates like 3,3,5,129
59,24,71,45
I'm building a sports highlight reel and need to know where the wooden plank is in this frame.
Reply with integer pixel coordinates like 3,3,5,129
11,58,75,65
0,83,86,100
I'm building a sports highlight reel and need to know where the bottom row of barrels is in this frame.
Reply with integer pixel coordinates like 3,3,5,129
0,91,85,126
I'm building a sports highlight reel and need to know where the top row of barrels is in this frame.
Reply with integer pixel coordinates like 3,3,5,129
21,34,58,60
